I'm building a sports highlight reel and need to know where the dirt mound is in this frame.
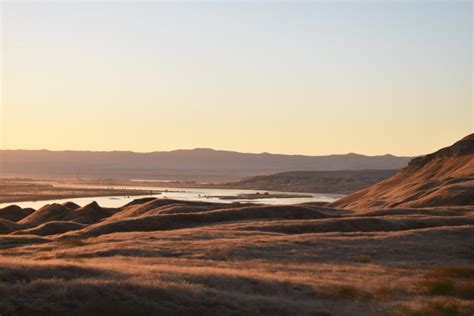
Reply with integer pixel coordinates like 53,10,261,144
121,197,158,207
19,203,74,226
62,201,115,224
0,205,34,222
110,199,228,220
19,201,115,226
62,202,81,210
13,221,85,236
331,134,474,210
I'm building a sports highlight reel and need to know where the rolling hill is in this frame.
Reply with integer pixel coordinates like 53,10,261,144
330,134,474,209
0,196,472,315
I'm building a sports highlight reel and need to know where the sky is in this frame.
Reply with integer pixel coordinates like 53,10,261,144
1,1,472,156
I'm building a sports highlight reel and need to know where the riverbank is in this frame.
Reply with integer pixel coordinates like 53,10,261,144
0,178,159,204
0,178,340,207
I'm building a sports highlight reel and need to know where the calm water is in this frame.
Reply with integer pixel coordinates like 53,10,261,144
0,185,343,210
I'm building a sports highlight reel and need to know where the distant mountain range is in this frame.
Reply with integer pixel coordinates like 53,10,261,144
0,148,413,180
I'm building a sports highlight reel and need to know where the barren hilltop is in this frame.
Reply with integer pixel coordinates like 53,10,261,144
331,134,474,209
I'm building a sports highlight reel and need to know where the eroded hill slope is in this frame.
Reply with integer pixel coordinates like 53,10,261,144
330,134,474,210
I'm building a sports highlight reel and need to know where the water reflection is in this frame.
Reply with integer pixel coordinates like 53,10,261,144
0,186,343,210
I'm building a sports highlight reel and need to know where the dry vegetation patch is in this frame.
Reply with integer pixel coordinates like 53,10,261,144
0,197,472,315
418,266,474,299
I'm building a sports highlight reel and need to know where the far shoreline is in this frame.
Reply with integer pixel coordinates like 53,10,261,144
0,178,160,205
0,177,344,207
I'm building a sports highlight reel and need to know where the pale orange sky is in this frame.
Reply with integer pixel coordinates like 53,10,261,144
1,2,472,156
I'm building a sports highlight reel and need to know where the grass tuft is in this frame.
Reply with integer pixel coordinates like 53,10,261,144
418,266,474,299
420,278,456,296
327,285,361,301
356,255,371,263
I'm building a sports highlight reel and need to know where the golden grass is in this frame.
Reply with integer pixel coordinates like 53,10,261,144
0,237,472,315
418,266,474,299
392,300,462,316
0,198,472,315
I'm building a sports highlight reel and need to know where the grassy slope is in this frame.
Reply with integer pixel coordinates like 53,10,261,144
0,198,472,315
331,135,474,210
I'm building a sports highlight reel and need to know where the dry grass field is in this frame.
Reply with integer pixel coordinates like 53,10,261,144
0,198,473,316
0,135,472,315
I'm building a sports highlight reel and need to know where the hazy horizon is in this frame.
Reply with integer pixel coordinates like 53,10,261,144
1,1,473,156
0,145,415,157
